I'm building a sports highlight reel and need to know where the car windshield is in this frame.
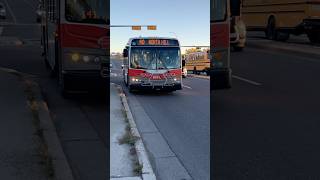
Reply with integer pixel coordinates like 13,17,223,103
130,47,181,70
65,0,108,24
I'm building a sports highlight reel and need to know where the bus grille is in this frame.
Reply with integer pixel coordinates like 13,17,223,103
150,80,166,86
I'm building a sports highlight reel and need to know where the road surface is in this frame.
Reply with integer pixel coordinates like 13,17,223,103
213,41,320,179
111,57,210,180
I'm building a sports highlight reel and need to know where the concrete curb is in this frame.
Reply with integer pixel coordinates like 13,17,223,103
0,67,75,180
0,36,24,46
188,74,210,80
111,83,156,180
247,40,320,59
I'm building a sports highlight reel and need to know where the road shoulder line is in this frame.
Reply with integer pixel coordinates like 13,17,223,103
232,75,262,86
247,39,320,60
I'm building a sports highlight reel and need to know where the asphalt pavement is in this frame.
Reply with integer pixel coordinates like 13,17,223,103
213,44,320,179
111,57,210,180
0,69,48,180
0,1,107,179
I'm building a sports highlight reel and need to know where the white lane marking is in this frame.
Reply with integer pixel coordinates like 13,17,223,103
232,75,262,86
4,0,17,24
183,85,192,89
0,27,3,36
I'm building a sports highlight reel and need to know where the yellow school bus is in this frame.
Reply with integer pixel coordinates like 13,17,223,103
184,49,210,75
242,0,320,43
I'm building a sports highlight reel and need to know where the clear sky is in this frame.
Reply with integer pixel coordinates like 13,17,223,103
110,0,210,53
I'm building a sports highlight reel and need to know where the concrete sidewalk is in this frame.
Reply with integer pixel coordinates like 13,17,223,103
110,83,156,180
0,70,49,179
110,84,137,179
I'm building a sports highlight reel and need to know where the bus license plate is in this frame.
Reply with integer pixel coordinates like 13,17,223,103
152,75,161,80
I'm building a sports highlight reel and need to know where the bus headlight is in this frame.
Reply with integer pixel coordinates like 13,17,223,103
172,76,181,83
67,53,104,64
71,53,80,62
131,77,142,83
83,55,90,63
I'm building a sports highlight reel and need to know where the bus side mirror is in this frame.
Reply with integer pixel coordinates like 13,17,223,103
123,49,128,58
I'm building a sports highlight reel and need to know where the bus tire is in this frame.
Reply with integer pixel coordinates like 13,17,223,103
307,31,320,44
266,17,276,40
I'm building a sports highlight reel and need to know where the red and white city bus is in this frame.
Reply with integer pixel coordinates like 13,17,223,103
211,0,232,90
122,37,182,92
41,0,109,94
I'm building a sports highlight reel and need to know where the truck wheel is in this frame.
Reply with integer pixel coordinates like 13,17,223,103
307,31,320,44
266,17,276,40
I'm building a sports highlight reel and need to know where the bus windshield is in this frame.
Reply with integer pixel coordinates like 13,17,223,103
130,47,181,70
65,0,108,24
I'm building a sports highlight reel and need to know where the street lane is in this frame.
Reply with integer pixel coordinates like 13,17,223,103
111,58,210,180
213,46,320,179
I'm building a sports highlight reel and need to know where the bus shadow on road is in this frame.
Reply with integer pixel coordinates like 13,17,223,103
62,89,109,104
130,90,177,97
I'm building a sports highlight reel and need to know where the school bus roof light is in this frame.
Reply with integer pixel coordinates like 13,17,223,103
147,25,157,30
132,26,141,30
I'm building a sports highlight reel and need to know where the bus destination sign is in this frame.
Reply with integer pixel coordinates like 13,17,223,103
131,39,179,46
